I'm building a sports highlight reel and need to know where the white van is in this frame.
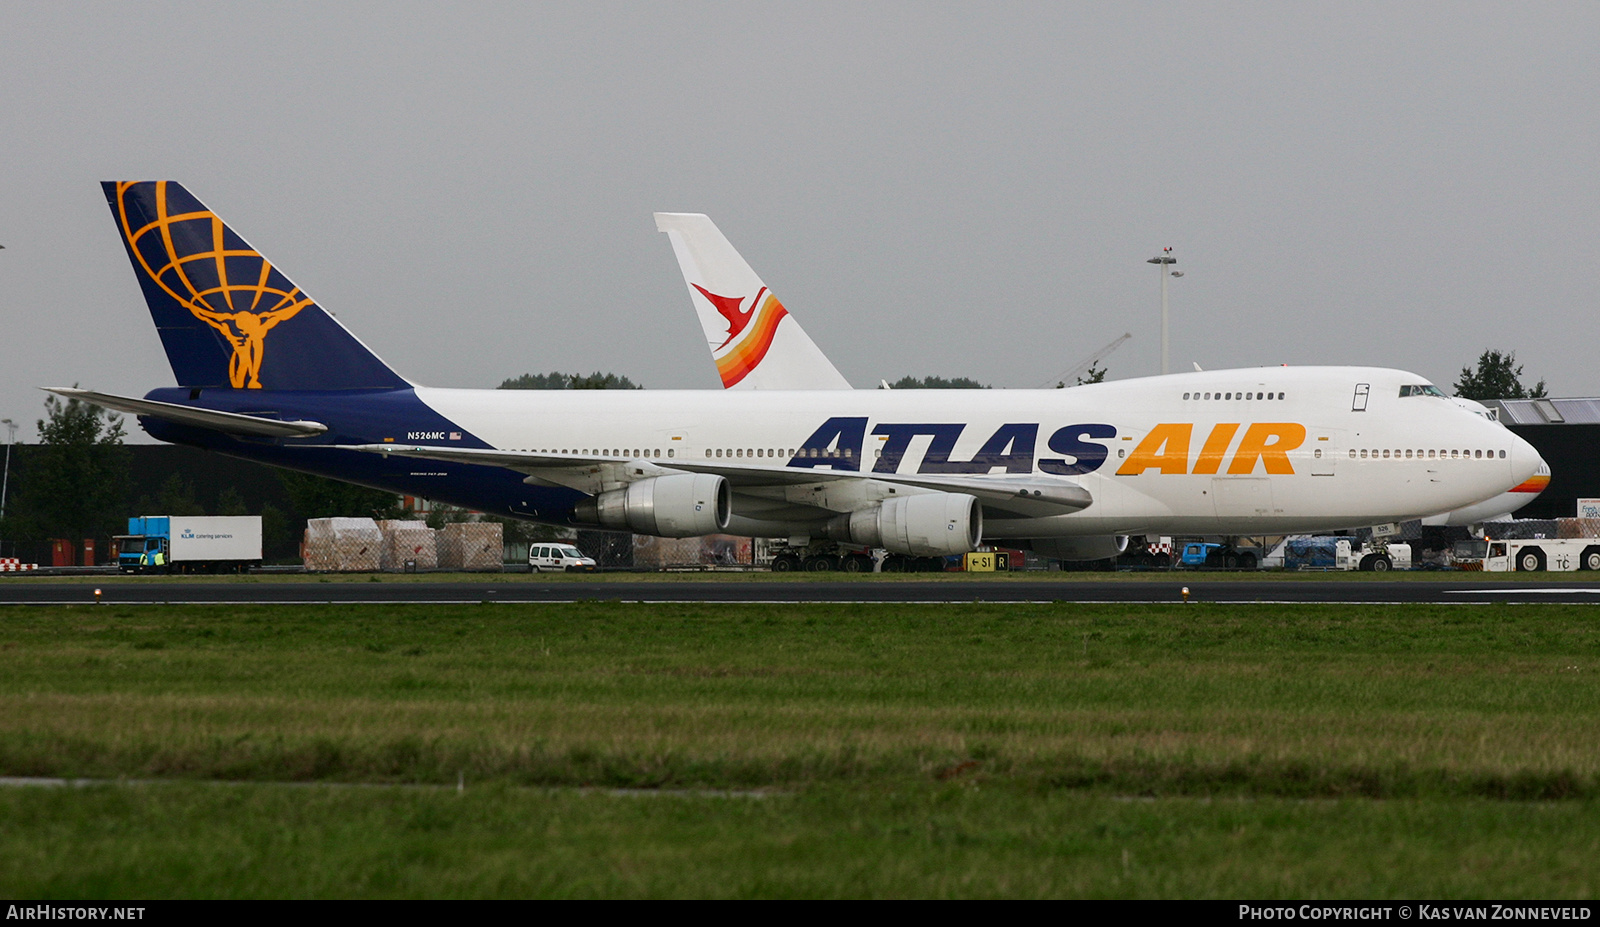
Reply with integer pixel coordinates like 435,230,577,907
528,543,598,573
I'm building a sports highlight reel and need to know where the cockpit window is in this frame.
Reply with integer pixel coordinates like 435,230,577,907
1399,384,1446,398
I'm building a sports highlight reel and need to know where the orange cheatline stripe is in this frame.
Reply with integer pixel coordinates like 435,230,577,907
714,294,789,387
1510,475,1551,493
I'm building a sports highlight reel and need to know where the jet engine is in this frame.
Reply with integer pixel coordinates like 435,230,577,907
1025,535,1129,562
827,491,982,557
574,473,730,537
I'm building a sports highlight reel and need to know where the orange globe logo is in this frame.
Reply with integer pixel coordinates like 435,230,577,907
112,181,312,389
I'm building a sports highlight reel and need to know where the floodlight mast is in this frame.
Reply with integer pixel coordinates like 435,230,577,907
0,419,15,543
1147,248,1178,375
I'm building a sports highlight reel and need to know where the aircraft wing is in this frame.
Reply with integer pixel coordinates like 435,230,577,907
44,388,329,438
337,443,1092,517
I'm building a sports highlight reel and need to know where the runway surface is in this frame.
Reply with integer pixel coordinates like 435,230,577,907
4,578,1600,605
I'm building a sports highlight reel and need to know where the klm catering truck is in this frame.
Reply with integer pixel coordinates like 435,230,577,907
116,516,263,574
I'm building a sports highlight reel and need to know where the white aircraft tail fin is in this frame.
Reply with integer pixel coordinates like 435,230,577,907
655,213,850,390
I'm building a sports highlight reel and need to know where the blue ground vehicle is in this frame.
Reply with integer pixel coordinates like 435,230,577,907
1174,541,1259,570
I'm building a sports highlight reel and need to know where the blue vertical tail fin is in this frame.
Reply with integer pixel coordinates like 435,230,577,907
103,181,410,391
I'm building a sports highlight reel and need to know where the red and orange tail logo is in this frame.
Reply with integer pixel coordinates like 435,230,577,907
114,181,312,389
694,285,790,387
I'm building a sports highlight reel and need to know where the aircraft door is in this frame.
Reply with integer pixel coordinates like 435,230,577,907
659,430,690,460
1212,478,1274,518
1310,429,1342,477
1352,383,1370,412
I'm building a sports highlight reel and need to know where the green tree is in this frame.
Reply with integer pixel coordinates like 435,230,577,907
214,486,249,516
7,391,129,543
889,375,987,389
276,470,404,522
144,473,206,516
1453,350,1547,400
499,371,641,390
258,503,295,563
1068,364,1109,387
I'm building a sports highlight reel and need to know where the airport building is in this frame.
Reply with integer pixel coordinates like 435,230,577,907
1484,397,1600,519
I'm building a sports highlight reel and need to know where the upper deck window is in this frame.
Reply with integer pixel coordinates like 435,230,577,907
1399,384,1446,398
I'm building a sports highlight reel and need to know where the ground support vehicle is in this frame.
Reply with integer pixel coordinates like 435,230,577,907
765,539,944,573
1340,540,1411,571
116,515,262,574
1116,536,1175,570
1481,538,1600,572
1173,540,1262,570
528,542,598,573
1270,536,1410,571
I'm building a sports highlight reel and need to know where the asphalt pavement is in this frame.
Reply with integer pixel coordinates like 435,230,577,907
3,578,1600,605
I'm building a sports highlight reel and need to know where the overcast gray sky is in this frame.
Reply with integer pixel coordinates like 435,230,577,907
2,1,1594,442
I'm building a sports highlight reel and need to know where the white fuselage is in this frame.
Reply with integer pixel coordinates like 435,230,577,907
416,366,1541,539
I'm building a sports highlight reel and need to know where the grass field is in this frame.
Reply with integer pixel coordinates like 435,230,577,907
1,600,1597,897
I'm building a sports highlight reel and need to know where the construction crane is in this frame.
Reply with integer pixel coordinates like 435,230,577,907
1042,332,1132,388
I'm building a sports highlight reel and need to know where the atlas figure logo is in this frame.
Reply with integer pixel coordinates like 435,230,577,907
111,181,313,389
788,417,1307,476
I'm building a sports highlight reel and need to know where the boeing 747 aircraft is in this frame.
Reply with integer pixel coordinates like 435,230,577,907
54,182,1543,563
655,211,1550,540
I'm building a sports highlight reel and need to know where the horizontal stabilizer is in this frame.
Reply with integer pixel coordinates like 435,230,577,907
44,388,328,438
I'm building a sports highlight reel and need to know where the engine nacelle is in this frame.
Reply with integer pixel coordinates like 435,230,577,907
574,473,730,538
827,492,982,557
1025,536,1129,562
